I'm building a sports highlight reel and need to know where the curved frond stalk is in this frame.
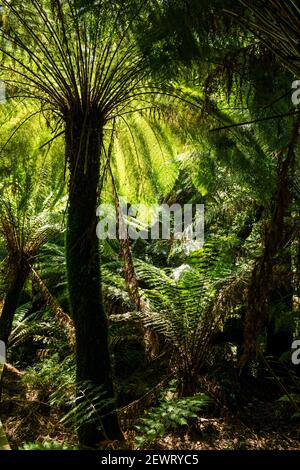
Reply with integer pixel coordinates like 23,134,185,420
227,0,300,78
30,268,75,347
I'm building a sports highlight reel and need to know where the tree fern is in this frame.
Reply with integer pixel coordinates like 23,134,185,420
133,242,238,396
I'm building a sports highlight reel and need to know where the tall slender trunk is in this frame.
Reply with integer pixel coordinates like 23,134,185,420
241,115,300,367
110,170,159,360
65,107,122,447
266,249,293,359
0,261,30,345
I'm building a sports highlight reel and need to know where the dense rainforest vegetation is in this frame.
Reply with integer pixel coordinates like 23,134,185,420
0,0,299,452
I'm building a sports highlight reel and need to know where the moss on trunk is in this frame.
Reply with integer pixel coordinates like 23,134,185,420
65,107,122,447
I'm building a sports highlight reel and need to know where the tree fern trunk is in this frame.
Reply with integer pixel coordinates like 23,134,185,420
0,263,29,344
241,116,300,366
65,107,122,447
0,364,11,450
110,178,159,360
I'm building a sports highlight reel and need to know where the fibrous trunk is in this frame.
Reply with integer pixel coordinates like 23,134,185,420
241,115,300,366
65,107,122,447
111,178,159,360
0,260,30,345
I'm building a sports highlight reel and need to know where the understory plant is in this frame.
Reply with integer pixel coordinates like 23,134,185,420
134,380,212,448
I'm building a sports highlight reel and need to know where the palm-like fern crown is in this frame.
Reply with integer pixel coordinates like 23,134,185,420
135,241,239,369
0,167,63,276
0,0,153,121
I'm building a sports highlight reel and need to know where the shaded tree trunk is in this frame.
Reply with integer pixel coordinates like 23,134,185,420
241,115,300,366
110,169,159,360
0,260,30,345
65,106,122,447
266,250,293,359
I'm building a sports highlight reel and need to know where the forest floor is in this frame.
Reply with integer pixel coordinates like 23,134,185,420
0,363,299,450
141,402,300,450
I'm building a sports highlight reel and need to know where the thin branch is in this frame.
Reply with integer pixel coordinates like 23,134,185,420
39,130,65,150
210,110,299,132
0,110,51,154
